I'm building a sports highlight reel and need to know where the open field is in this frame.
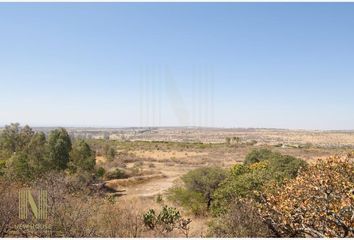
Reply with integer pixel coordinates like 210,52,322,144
90,127,354,199
50,127,354,147
84,128,353,237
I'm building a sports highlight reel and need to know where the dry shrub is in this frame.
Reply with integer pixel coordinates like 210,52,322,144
143,205,192,237
97,198,145,237
37,173,149,237
209,199,271,237
30,172,101,237
0,172,102,237
260,156,354,237
0,179,21,237
0,171,155,237
48,196,101,237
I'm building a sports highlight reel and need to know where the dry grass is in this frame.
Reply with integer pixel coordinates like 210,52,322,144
96,156,107,164
130,149,207,161
96,138,346,202
89,128,353,234
105,173,167,188
85,128,354,148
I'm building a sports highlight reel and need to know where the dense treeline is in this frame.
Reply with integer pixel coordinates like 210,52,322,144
0,124,114,237
0,123,96,181
0,123,193,237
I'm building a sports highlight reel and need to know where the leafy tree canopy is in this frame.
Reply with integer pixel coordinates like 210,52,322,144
181,166,227,209
47,128,72,170
69,139,96,172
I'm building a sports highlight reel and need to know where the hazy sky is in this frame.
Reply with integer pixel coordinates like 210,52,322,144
1,3,354,130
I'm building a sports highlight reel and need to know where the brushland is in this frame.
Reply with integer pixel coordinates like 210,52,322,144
0,123,353,237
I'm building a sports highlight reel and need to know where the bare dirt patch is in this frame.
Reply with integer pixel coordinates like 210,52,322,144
96,156,107,164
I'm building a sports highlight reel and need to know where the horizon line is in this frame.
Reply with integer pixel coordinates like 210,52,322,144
1,123,354,132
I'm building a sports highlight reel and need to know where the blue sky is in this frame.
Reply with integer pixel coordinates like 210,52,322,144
1,3,354,129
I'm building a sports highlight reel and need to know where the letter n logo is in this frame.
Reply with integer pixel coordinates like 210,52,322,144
18,189,48,220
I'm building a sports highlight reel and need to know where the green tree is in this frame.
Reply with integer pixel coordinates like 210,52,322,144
47,128,72,170
18,125,34,150
181,166,227,209
212,150,307,215
0,124,45,179
0,124,36,160
26,132,48,174
5,152,32,181
0,159,5,176
69,139,96,172
0,123,21,155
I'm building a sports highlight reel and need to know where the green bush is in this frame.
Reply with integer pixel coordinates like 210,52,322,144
96,167,106,178
212,162,269,215
167,187,207,216
69,139,96,172
143,205,192,236
267,154,307,181
0,159,5,176
143,205,181,232
105,145,116,161
167,167,226,216
47,128,72,170
244,148,307,180
212,149,307,215
105,168,128,180
156,194,163,203
181,166,227,209
244,148,275,164
5,152,33,181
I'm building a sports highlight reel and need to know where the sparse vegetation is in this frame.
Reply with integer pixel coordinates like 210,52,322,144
143,205,192,237
104,144,117,161
105,168,128,180
0,123,353,237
